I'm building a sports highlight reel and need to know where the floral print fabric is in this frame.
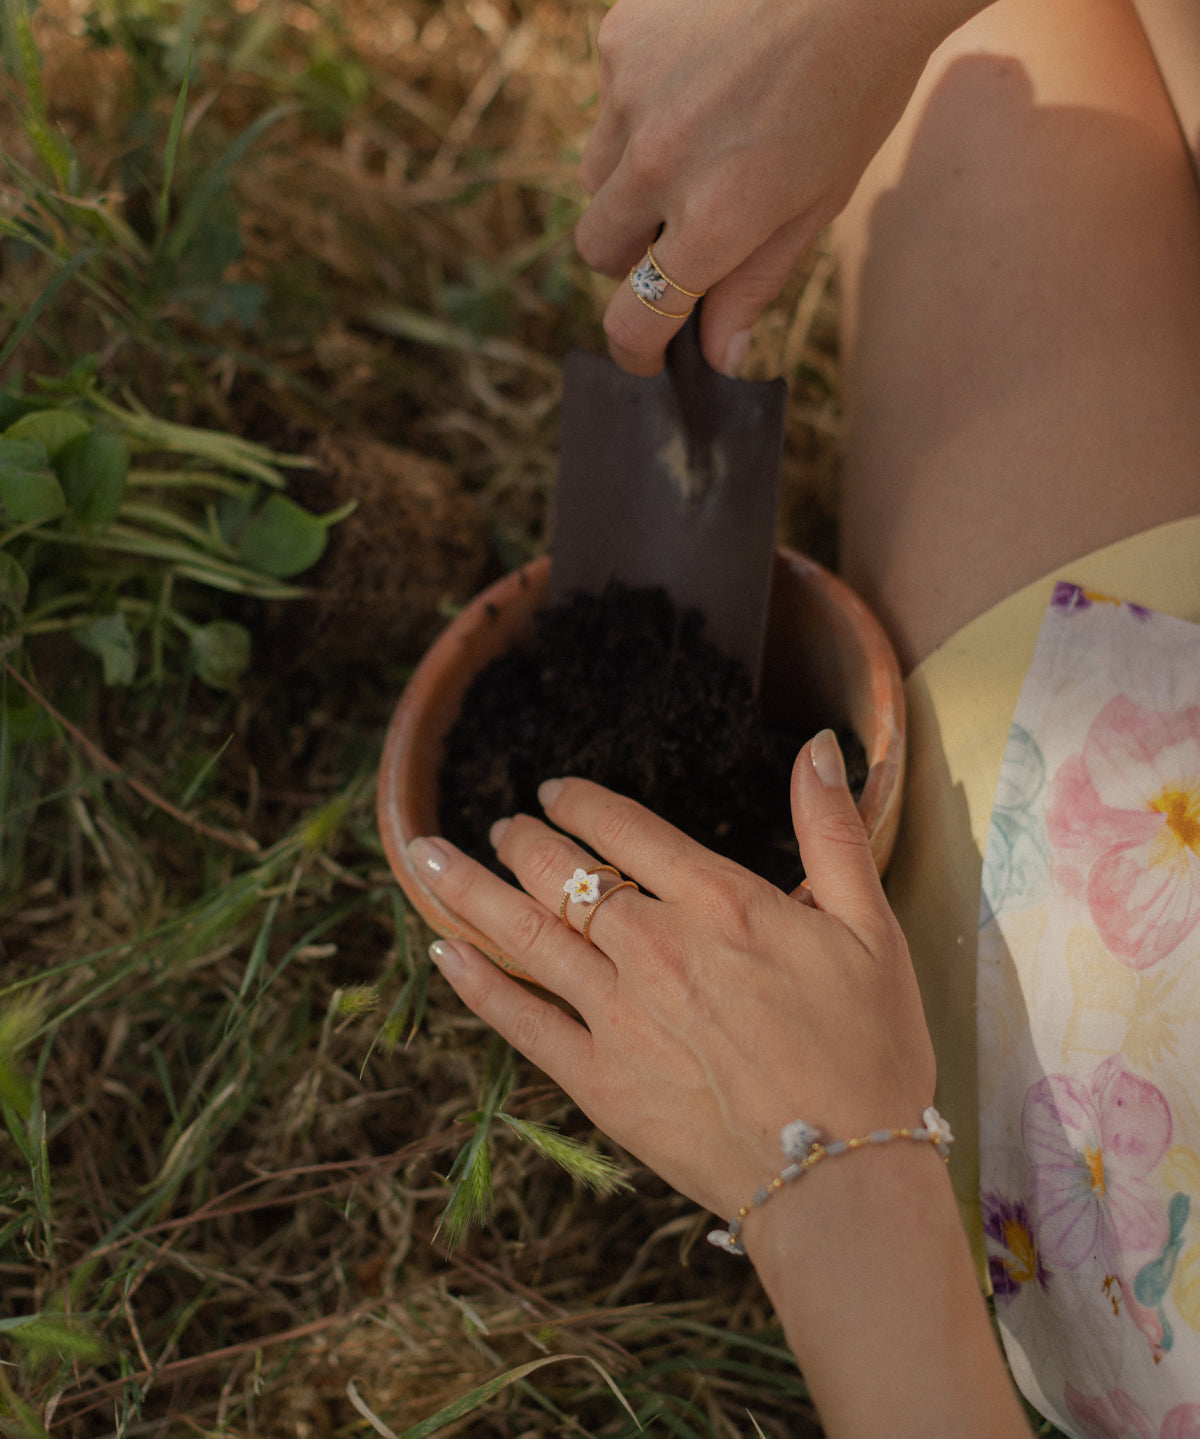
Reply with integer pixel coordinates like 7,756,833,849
978,584,1200,1437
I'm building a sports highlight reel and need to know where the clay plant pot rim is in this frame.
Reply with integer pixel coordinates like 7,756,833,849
377,547,905,975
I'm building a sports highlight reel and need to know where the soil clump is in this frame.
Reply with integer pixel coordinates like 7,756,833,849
439,585,866,892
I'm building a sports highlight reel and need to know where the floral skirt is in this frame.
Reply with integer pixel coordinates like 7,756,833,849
886,514,1200,1437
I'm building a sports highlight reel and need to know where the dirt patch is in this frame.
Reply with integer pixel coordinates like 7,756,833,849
439,584,866,892
271,433,492,668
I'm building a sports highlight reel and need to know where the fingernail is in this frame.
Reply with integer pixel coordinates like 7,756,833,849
810,729,846,788
408,836,453,877
538,778,564,808
490,816,512,847
718,328,751,377
429,939,466,979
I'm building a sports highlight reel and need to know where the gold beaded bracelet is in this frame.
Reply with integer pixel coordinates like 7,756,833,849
707,1107,954,1255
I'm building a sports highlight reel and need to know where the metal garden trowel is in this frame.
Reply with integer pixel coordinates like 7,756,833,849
548,308,786,689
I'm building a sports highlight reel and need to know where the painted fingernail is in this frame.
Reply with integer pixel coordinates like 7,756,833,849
810,729,847,788
408,836,453,877
538,778,564,808
429,939,466,979
490,816,512,847
719,328,751,377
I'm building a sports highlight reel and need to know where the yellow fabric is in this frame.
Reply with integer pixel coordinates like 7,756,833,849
885,515,1200,1269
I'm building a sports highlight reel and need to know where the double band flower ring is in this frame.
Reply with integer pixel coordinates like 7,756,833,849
628,243,706,319
560,865,642,946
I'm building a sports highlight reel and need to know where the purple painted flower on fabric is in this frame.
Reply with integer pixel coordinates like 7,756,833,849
1045,696,1200,968
1050,582,1152,621
981,1192,1051,1301
1022,1055,1171,1275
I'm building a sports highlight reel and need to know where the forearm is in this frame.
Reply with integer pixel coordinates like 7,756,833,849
743,1143,1032,1439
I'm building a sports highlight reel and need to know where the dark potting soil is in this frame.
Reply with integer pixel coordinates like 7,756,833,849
438,585,867,893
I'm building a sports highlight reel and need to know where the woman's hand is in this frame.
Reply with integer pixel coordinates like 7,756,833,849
408,729,935,1223
576,0,979,377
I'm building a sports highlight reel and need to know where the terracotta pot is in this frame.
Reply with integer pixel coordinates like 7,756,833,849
377,548,905,973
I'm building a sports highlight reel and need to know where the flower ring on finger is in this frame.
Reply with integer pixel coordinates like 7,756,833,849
559,864,641,945
559,864,620,923
629,244,705,318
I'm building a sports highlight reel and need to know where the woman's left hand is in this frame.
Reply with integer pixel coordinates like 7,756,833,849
407,729,934,1223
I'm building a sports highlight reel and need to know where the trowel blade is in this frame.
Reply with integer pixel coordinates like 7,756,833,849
549,310,786,687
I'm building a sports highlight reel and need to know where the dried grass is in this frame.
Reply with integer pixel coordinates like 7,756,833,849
1,0,844,1433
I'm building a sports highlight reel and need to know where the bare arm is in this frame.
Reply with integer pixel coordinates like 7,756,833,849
747,1143,1030,1438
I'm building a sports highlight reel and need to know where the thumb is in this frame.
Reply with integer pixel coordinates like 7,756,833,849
791,729,895,947
698,211,819,375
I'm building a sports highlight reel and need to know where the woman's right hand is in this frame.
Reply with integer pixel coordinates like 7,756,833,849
575,0,985,377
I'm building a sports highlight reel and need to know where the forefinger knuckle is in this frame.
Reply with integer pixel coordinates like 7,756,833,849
506,901,561,961
589,793,647,858
521,834,573,892
573,217,608,273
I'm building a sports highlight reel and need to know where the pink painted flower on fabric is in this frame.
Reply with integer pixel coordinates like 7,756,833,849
1063,1393,1200,1439
1045,696,1200,968
1022,1055,1171,1274
1162,1407,1200,1439
1064,1384,1156,1439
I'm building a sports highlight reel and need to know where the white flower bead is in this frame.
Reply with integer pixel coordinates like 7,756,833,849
630,256,668,303
922,1106,954,1156
563,868,600,905
780,1119,822,1160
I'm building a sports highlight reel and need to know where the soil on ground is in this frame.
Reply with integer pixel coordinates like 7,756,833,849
439,584,866,892
266,434,492,670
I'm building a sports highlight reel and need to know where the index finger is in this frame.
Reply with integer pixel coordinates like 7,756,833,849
537,776,741,899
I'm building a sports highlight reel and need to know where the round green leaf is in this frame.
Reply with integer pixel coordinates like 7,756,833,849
0,439,67,524
57,429,129,533
236,493,329,578
73,612,136,687
191,620,250,690
5,408,91,458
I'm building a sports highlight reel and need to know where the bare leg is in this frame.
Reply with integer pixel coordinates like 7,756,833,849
1132,0,1200,179
834,0,1200,672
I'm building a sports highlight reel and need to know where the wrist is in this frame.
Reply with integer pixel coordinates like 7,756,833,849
741,1131,954,1287
742,1143,1031,1438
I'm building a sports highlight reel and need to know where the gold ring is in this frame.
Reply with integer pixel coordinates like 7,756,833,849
629,248,704,319
630,287,694,319
647,242,706,298
560,864,621,927
581,879,640,945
